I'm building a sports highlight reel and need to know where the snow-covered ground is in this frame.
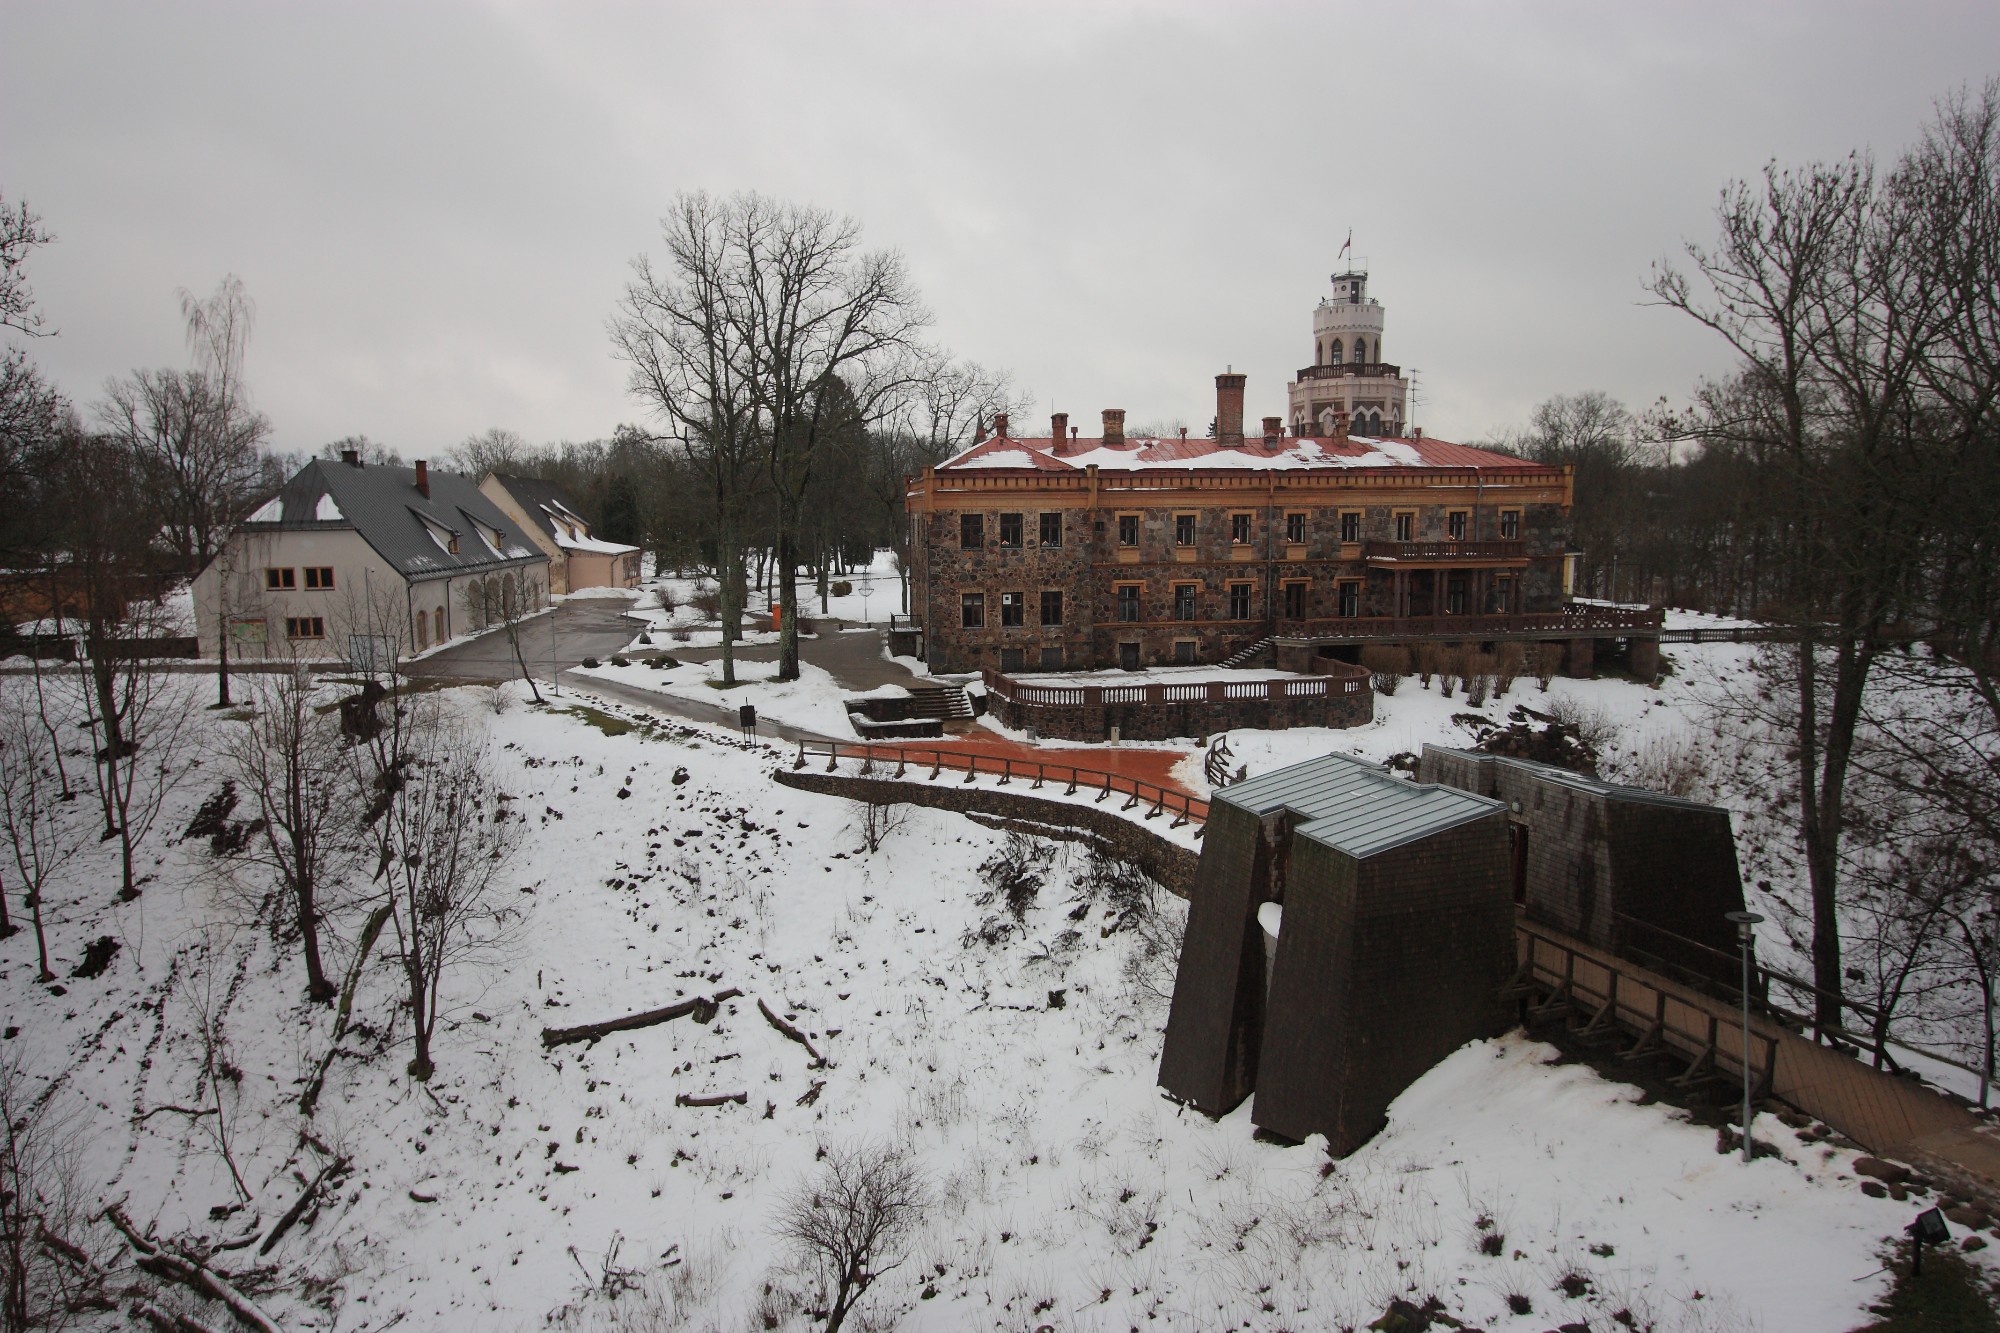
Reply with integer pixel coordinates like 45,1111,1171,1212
573,655,860,738
1165,641,1756,798
0,661,1962,1331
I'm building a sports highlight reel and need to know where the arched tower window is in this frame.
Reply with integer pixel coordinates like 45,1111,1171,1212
1353,338,1368,366
1329,339,1343,366
1316,340,1324,366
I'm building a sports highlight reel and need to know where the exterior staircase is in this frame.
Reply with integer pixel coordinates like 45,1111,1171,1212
1219,636,1275,670
907,684,976,732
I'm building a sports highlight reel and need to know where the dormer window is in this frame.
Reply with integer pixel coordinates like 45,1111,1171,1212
448,534,460,554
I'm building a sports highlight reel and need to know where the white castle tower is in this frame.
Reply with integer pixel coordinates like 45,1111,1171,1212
1286,266,1410,438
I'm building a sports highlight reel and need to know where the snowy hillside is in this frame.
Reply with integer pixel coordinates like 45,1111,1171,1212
0,666,1955,1330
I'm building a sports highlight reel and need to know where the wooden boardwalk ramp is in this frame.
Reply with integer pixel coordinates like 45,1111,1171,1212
1511,920,2000,1200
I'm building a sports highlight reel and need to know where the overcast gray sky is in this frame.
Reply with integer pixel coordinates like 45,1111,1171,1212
4,1,1997,455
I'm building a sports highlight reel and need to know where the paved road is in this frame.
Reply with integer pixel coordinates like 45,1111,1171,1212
670,624,922,692
557,671,840,745
404,600,643,682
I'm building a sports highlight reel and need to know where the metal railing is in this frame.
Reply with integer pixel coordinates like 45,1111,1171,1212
790,739,1209,829
1295,362,1402,381
982,664,1367,707
1363,538,1527,563
1273,605,1664,642
1610,913,1991,1084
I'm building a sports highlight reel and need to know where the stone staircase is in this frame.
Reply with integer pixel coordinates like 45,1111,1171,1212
907,684,976,732
1219,636,1275,670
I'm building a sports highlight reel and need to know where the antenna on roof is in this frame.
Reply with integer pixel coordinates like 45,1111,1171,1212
1407,369,1422,438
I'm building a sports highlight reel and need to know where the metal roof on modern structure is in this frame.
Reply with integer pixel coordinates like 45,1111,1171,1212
1218,751,1503,859
1421,745,1720,813
240,458,545,582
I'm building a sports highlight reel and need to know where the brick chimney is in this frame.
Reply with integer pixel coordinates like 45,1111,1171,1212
974,420,987,443
1051,412,1068,450
415,459,430,497
993,412,1009,438
1102,408,1126,445
1214,373,1246,447
1330,408,1350,443
1263,416,1283,443
341,448,360,467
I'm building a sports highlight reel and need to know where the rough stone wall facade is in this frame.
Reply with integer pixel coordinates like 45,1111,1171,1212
769,769,1199,898
915,484,1573,674
1251,817,1515,1150
986,685,1372,742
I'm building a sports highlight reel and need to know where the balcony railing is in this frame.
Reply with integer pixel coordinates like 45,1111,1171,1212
1295,362,1401,382
1363,539,1527,563
1273,606,1664,642
983,665,1369,708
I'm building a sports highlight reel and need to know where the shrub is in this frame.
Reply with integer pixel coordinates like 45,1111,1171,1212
1414,641,1443,688
656,586,678,614
610,656,629,667
671,626,693,644
1437,645,1464,697
1359,645,1408,696
581,657,600,669
831,580,853,598
690,587,722,619
1495,642,1525,696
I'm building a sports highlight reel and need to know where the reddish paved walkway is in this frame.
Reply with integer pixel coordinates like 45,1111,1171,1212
912,732,1202,799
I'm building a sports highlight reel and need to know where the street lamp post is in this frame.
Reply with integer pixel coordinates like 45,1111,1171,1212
1725,910,1765,1164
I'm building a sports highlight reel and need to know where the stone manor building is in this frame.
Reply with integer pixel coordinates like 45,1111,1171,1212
904,268,1662,677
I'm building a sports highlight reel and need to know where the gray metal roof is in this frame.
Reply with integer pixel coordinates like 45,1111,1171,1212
1422,745,1719,812
485,472,584,544
1218,751,1502,859
242,458,545,583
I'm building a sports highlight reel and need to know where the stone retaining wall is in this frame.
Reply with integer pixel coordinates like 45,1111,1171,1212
772,769,1198,897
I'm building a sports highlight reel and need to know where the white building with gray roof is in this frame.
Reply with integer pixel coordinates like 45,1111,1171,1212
192,449,550,663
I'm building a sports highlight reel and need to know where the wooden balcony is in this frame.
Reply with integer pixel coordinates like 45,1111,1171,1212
1273,605,1664,644
1363,538,1527,564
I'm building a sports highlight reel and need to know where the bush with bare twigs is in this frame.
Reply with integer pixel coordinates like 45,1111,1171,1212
773,1140,929,1333
1359,645,1408,696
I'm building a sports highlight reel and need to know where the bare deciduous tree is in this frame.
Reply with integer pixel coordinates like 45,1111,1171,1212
215,663,357,1003
0,693,83,981
459,571,546,704
773,1140,927,1333
0,1055,100,1331
374,708,522,1081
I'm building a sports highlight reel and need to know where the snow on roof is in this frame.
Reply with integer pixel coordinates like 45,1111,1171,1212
1221,751,1503,859
937,432,1542,474
314,493,344,521
553,530,640,556
246,496,284,522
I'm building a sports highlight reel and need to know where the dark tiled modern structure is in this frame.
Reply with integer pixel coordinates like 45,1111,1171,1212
1158,753,1515,1153
1418,746,1747,982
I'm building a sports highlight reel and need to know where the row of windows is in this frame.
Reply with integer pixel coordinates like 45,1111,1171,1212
265,566,336,590
959,509,1520,550
959,581,1372,628
1315,336,1370,366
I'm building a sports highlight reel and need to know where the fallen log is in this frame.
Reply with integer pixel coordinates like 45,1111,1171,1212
105,1207,281,1333
131,1298,229,1333
674,1091,748,1108
542,988,742,1049
757,998,828,1068
259,1156,349,1256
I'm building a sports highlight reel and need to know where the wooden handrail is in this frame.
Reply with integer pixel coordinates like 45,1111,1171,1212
790,740,1209,829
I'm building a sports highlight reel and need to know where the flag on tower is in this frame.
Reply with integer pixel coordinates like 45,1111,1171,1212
1339,230,1352,258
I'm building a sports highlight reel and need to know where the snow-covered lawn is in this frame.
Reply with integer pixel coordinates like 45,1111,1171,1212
573,654,860,738
0,668,1955,1331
